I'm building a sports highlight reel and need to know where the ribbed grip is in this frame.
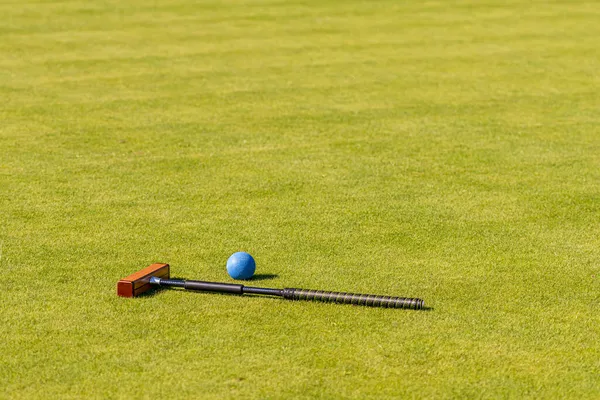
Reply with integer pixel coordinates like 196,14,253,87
282,288,424,309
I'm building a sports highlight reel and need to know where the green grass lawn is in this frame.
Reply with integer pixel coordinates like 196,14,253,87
1,0,599,398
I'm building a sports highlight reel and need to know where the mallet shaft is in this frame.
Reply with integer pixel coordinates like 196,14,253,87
150,277,423,309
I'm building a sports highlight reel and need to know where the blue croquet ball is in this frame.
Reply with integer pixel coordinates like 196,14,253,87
226,252,256,280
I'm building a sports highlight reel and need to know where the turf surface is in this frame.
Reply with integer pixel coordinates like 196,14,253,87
1,0,599,398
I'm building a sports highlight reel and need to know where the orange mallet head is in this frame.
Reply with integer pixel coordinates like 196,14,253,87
117,263,170,297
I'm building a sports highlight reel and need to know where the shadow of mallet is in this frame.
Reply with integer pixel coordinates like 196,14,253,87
117,263,425,310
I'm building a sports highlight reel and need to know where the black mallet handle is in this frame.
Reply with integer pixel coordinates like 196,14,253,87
281,288,423,309
150,277,424,310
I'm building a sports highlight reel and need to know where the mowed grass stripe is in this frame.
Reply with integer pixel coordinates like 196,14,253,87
3,13,597,66
1,0,598,30
4,34,599,87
